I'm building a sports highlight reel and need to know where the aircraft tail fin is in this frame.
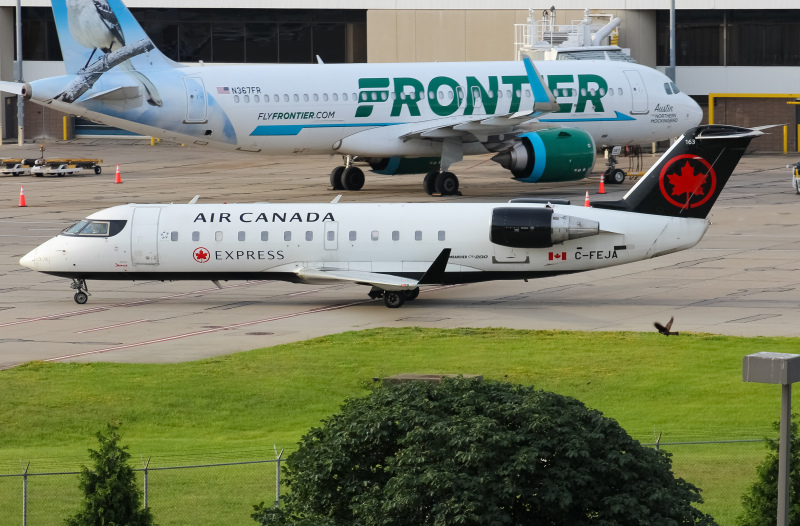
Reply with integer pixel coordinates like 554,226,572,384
51,0,175,75
593,125,762,219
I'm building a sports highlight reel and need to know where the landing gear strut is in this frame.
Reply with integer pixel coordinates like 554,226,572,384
603,146,626,185
368,287,420,308
330,155,365,191
70,278,90,304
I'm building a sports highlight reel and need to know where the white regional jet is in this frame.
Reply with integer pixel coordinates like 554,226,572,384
21,125,758,308
0,0,702,195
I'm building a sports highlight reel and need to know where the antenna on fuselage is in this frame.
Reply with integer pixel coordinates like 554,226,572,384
188,195,200,204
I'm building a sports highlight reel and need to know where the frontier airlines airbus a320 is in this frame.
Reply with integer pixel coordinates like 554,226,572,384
0,0,701,195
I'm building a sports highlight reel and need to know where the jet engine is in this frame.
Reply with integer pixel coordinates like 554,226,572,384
491,128,595,183
490,207,599,248
366,156,440,175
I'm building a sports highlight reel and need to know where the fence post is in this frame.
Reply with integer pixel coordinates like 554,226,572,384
274,447,284,508
142,456,151,508
21,461,29,526
655,431,662,452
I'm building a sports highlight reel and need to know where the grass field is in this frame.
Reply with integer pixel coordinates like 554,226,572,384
1,327,797,525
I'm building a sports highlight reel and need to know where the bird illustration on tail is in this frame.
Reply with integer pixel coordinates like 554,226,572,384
61,0,162,106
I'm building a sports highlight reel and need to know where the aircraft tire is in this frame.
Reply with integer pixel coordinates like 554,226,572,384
330,166,345,190
404,288,420,301
609,168,626,184
74,292,88,305
384,291,405,308
435,171,459,195
342,166,365,191
95,166,102,175
423,170,438,195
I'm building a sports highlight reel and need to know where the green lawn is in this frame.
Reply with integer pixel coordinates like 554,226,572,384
0,328,796,525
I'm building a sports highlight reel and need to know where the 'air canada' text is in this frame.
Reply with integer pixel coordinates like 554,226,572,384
194,212,335,223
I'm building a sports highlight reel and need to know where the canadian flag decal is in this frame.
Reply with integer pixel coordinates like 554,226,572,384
548,252,567,261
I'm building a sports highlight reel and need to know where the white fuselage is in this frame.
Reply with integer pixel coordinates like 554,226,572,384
21,202,709,285
30,60,702,157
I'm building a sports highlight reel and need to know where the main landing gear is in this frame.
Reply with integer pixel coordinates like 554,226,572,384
603,146,626,185
368,287,420,308
70,278,90,304
330,155,365,191
422,170,460,196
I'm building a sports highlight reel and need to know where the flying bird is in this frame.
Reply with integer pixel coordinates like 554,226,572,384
654,317,679,336
67,0,125,70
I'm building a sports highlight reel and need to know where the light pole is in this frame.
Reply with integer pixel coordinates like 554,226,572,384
15,0,24,146
743,352,800,526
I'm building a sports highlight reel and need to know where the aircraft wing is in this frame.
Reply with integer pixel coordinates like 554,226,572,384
294,248,452,290
0,81,26,95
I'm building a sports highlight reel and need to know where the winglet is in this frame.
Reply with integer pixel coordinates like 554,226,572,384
417,248,451,285
522,57,559,112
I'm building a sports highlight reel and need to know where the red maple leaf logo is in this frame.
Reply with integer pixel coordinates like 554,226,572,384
193,247,210,263
667,161,708,197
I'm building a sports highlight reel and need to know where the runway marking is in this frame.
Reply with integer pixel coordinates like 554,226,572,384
75,319,151,334
0,281,273,328
36,285,463,364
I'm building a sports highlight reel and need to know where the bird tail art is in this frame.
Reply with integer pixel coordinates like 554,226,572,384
51,0,176,76
593,125,762,219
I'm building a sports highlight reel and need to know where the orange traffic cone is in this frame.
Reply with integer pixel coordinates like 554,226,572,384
598,173,606,194
114,164,122,184
584,191,590,207
18,186,26,207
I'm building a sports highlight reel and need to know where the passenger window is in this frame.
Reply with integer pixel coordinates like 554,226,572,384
238,231,246,241
323,93,329,101
303,94,309,102
234,95,240,103
333,93,338,101
342,93,348,101
381,92,388,101
515,89,521,98
254,95,260,103
264,94,269,103
618,88,623,95
349,231,357,241
327,231,335,241
244,95,250,103
284,94,289,102
284,231,291,241
608,88,614,96
261,231,268,241
415,231,422,241
305,231,313,241
293,94,299,102
438,230,446,241
664,82,672,94
392,231,400,241
352,93,357,100
580,88,587,96
171,231,178,241
192,231,200,241
273,93,279,101
506,89,512,98
215,231,223,241
497,90,503,99
371,231,379,241
525,89,531,98
313,93,319,101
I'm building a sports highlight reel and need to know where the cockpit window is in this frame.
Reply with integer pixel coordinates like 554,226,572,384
664,82,673,95
61,219,127,238
670,82,681,94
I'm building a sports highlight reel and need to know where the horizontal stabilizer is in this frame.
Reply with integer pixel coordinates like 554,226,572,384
84,85,141,102
0,81,26,95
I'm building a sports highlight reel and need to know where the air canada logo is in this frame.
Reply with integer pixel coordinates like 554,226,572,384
659,154,717,209
193,247,210,263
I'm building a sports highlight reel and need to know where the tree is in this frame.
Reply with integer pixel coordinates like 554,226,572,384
253,377,716,526
738,417,800,526
65,422,154,526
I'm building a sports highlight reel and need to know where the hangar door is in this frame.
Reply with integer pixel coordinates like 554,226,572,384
131,207,161,265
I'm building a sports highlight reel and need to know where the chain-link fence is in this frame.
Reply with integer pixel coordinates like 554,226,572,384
0,440,774,525
0,456,283,526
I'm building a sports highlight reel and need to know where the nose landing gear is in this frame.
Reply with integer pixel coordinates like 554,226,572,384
70,278,91,304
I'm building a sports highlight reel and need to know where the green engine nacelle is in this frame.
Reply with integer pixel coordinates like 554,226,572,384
367,157,440,175
491,128,596,183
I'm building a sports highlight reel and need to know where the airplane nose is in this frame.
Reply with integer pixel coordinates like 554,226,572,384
20,247,39,270
686,96,703,127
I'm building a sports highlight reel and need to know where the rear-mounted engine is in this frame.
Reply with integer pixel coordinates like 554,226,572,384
490,207,599,248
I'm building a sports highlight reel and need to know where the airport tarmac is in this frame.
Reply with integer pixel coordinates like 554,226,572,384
1,139,799,368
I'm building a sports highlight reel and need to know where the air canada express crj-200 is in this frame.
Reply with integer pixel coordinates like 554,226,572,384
0,0,701,195
21,125,758,308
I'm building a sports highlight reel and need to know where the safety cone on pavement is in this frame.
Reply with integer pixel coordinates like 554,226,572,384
598,173,606,194
584,191,590,207
114,164,122,184
18,186,27,207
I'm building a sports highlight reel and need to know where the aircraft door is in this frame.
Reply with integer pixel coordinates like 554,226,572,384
623,70,649,114
131,207,161,265
324,221,338,251
183,77,208,124
471,87,483,112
